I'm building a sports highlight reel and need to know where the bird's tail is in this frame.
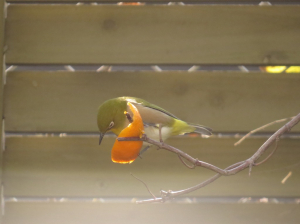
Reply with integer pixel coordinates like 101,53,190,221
172,119,212,136
188,123,212,136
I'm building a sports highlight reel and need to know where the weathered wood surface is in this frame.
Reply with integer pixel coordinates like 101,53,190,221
4,137,300,197
6,0,298,2
4,202,300,224
0,0,5,222
6,5,300,65
4,71,300,133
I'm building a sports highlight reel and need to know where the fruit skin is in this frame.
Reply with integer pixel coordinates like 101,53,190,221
111,102,144,164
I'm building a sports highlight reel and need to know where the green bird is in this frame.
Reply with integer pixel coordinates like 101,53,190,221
97,97,212,146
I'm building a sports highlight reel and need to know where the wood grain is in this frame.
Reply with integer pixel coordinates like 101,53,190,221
4,71,300,132
4,202,300,224
6,0,298,2
6,5,300,64
4,137,300,197
0,0,5,222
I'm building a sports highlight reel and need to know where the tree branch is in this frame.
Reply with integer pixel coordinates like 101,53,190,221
136,161,245,204
234,116,295,146
117,113,300,203
130,173,157,199
177,155,196,169
254,136,279,166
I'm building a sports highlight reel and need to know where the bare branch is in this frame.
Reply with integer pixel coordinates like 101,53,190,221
130,173,157,199
118,136,232,175
136,161,244,204
177,155,196,169
118,137,143,141
119,113,299,176
118,113,300,203
254,137,279,166
248,163,253,176
234,116,294,146
281,171,292,184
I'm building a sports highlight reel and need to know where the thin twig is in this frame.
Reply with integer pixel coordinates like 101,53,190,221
136,161,244,204
130,173,157,199
177,155,196,169
281,171,292,184
249,163,253,176
119,113,299,176
118,136,232,175
254,137,279,166
234,116,294,146
118,113,300,203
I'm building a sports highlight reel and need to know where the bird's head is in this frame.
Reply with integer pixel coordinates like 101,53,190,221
97,98,127,145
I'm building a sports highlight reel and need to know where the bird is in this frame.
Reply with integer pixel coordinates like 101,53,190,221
97,96,212,148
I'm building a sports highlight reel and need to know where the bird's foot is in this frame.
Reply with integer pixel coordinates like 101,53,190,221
156,140,165,150
138,145,150,159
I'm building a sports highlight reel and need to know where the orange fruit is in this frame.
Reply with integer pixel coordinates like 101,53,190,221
111,102,144,164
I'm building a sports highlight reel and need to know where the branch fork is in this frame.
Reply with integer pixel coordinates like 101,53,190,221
117,113,300,204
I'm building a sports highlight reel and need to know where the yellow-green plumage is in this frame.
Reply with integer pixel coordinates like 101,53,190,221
97,97,212,144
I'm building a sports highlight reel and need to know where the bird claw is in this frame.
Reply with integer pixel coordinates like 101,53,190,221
139,145,150,158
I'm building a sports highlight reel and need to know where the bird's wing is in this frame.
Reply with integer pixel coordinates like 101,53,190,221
132,103,175,126
122,97,213,135
123,97,179,119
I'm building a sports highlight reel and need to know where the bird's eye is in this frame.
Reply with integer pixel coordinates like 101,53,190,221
108,121,114,129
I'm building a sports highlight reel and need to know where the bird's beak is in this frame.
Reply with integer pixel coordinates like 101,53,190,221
99,132,105,145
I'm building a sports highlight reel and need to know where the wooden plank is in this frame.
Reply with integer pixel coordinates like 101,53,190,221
5,5,300,65
6,0,299,3
0,0,5,222
3,137,300,197
4,202,300,224
4,71,300,132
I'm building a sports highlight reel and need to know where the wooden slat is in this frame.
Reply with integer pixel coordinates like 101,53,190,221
4,137,300,197
0,0,5,222
4,71,300,132
6,0,300,2
5,5,300,65
4,202,300,224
